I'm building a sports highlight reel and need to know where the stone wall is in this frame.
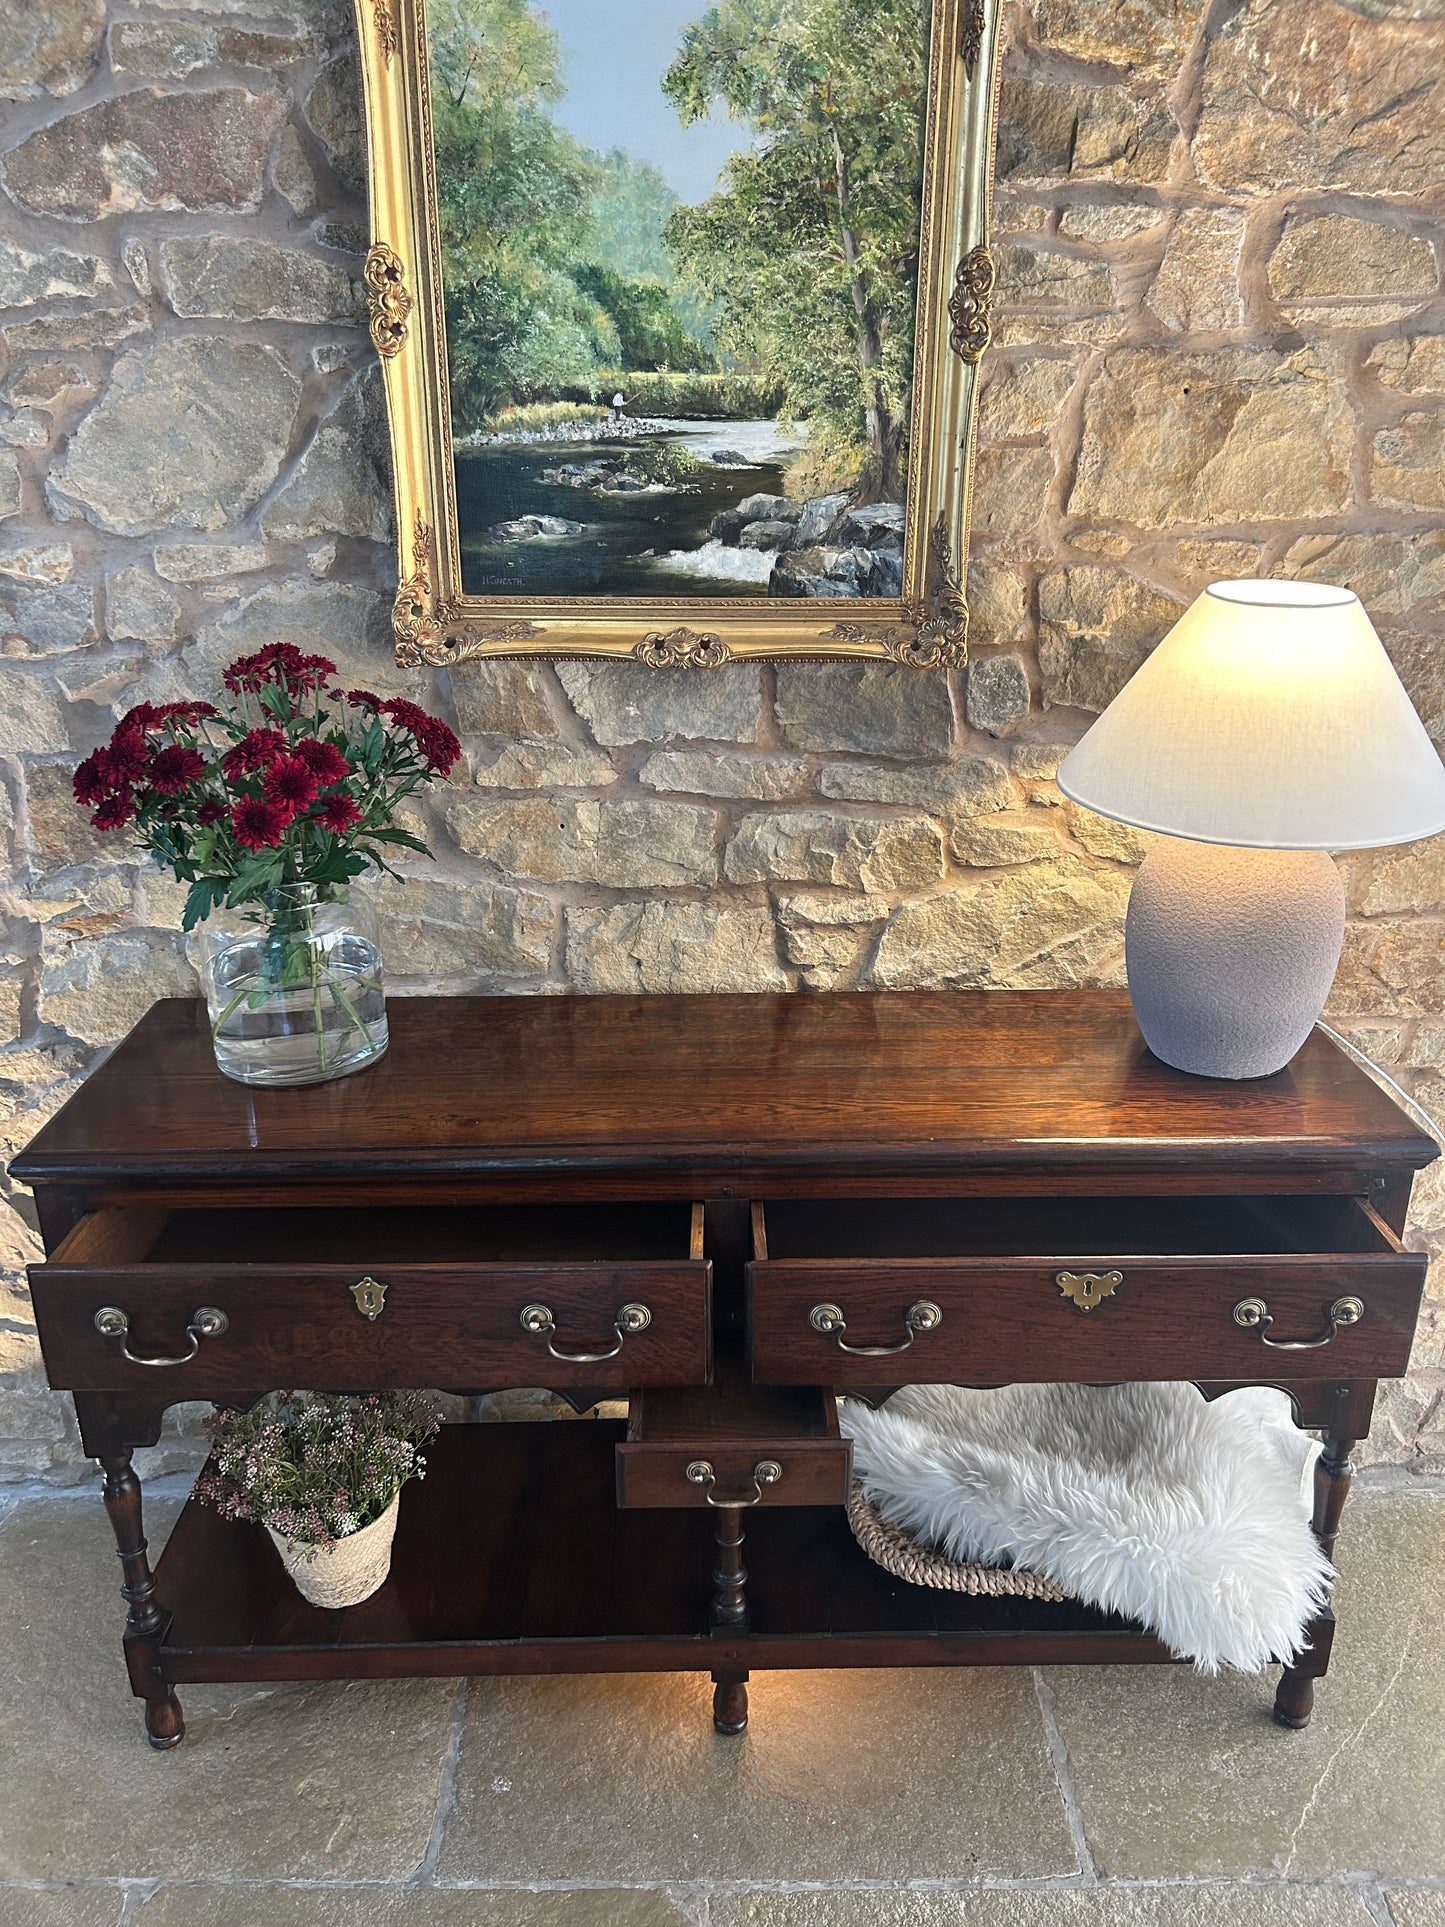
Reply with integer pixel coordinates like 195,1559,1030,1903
2,0,1444,1479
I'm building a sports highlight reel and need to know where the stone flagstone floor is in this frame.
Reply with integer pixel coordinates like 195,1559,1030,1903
0,1471,1443,1927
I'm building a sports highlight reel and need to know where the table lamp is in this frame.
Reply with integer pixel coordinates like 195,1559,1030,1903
1056,579,1445,1079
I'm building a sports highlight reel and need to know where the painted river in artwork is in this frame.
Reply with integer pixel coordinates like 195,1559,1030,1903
454,419,807,599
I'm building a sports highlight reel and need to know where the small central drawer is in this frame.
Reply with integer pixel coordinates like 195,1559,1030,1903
617,1336,850,1509
747,1194,1426,1387
30,1201,711,1396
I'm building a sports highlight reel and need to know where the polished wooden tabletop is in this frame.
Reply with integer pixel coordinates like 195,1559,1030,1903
12,992,1435,1188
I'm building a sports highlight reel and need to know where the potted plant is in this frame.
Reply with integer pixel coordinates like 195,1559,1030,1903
72,643,461,1087
195,1391,441,1609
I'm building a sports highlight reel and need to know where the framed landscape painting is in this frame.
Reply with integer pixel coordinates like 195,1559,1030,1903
355,0,1004,667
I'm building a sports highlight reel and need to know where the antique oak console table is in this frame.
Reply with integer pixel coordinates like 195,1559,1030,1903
13,990,1436,1749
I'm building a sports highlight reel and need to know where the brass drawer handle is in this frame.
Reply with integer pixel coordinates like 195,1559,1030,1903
519,1300,651,1363
808,1300,942,1355
93,1305,229,1368
685,1459,783,1508
1233,1295,1365,1350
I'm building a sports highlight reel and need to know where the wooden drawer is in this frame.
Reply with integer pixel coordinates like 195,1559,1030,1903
747,1195,1427,1387
30,1201,710,1396
616,1336,850,1509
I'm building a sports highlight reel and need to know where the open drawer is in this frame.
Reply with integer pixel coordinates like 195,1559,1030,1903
747,1194,1426,1388
30,1201,711,1396
617,1335,850,1508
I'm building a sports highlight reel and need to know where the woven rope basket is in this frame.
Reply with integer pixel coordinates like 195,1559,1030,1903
845,1482,1070,1601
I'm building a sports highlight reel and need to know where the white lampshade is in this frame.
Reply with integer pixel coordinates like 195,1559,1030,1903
1057,579,1445,850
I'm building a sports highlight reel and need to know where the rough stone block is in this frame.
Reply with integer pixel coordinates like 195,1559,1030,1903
978,358,1078,442
1070,346,1351,528
39,928,195,1045
447,662,560,741
565,902,786,993
1038,567,1183,712
818,755,1014,815
774,663,953,756
869,858,1130,990
51,338,300,537
966,653,1032,736
558,662,762,746
0,239,112,311
0,0,105,99
1368,336,1445,397
105,567,183,645
374,877,553,979
724,810,944,891
109,19,216,77
3,87,285,218
1146,208,1246,333
0,450,20,523
260,367,390,543
950,813,1061,867
160,234,358,324
1373,413,1445,511
1196,0,1445,194
468,741,615,789
638,751,810,800
0,671,69,754
444,795,718,888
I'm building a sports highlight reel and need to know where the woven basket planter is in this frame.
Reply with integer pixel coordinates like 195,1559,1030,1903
267,1492,400,1609
845,1482,1070,1601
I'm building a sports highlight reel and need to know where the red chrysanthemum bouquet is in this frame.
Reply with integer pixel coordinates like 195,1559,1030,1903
74,643,461,1087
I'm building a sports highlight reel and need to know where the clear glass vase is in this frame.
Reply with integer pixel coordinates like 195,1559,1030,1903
195,883,388,1088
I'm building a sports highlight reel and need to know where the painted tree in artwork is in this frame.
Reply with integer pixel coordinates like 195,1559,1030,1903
663,0,928,501
429,0,713,428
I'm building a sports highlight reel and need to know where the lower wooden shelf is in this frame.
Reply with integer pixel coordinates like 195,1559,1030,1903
153,1419,1174,1685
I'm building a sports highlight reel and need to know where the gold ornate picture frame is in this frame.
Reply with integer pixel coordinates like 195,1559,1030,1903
354,0,1005,669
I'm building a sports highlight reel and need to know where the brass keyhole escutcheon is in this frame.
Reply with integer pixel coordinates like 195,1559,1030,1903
350,1276,387,1321
1056,1269,1124,1311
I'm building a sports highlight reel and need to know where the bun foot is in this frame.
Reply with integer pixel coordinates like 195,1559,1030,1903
1273,1670,1314,1730
145,1691,185,1749
712,1672,748,1734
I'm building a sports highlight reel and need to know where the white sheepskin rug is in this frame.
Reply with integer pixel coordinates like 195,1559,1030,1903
840,1381,1332,1674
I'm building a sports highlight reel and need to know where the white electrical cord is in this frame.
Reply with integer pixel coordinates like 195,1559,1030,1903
1315,1019,1443,1147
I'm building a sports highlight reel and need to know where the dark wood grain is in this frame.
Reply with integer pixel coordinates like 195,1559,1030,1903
21,988,1435,1743
12,993,1435,1196
154,1421,1177,1684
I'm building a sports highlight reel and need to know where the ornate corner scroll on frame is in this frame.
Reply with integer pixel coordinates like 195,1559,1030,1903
393,515,543,669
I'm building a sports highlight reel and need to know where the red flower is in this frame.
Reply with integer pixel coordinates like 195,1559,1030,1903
379,699,462,776
296,739,350,784
347,689,382,711
148,746,206,795
92,791,135,831
117,702,161,735
197,799,226,825
263,756,321,814
224,643,337,695
315,792,362,834
221,728,287,777
417,719,461,775
156,701,217,728
73,751,111,808
230,797,290,851
105,729,151,785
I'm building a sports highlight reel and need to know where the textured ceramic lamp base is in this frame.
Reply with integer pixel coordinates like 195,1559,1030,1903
1126,838,1346,1079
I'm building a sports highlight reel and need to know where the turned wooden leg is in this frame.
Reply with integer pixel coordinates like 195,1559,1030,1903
1275,1432,1355,1732
709,1503,751,1732
710,1503,748,1630
712,1670,749,1734
99,1447,184,1749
